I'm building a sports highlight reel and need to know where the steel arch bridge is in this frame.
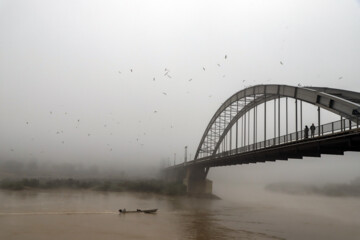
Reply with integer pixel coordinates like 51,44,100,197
165,84,360,194
194,84,360,161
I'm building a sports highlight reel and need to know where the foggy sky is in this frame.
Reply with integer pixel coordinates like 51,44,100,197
1,1,360,181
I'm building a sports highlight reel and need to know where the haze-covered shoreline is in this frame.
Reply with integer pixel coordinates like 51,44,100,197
0,158,161,179
265,176,360,197
0,177,186,196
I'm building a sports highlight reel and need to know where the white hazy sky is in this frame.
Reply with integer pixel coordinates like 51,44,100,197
1,0,360,177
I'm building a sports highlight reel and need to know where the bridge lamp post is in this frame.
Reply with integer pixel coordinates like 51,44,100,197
318,107,321,136
341,116,343,131
272,97,278,144
236,97,239,153
286,97,288,142
278,96,280,144
264,91,267,147
254,103,257,149
352,108,360,128
295,99,298,141
184,146,188,163
300,101,303,139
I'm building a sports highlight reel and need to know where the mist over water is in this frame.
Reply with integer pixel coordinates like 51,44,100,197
1,188,360,240
209,154,360,234
1,0,360,239
265,177,360,197
1,154,360,239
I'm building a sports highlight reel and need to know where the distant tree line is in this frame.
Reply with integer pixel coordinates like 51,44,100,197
0,159,155,179
265,176,360,197
0,178,186,196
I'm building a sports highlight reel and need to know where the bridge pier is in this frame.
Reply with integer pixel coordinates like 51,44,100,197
183,167,212,195
163,166,213,196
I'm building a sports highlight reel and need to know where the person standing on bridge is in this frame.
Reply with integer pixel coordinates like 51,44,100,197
310,123,316,138
304,125,309,139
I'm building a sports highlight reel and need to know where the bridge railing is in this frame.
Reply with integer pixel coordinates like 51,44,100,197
213,118,360,159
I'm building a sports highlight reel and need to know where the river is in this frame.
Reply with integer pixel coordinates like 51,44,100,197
1,187,359,240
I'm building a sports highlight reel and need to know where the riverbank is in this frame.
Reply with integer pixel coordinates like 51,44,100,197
0,178,187,196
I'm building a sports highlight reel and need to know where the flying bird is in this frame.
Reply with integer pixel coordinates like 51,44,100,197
217,64,221,67
154,110,157,113
118,71,121,74
280,61,283,65
225,55,227,59
162,92,167,95
130,69,133,72
338,76,343,80
203,67,205,71
243,80,246,82
153,77,155,81
26,122,29,124
188,78,192,82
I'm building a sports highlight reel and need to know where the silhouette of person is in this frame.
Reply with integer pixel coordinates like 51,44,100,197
310,123,316,137
304,125,309,139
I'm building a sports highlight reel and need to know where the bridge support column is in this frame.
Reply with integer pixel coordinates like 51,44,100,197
183,167,212,195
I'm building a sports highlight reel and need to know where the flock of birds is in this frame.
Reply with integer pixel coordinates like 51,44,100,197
14,56,344,156
118,54,231,113
15,55,233,155
18,111,120,155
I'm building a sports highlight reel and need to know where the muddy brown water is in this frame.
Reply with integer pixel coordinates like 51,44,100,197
0,189,359,240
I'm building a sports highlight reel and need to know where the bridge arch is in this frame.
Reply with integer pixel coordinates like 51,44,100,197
194,85,360,160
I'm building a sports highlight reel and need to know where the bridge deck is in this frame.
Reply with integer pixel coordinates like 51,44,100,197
171,129,360,169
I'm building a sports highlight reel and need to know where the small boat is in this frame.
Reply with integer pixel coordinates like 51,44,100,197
118,209,141,213
142,209,157,214
118,208,157,214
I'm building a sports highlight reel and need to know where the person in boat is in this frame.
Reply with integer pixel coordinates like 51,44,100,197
119,208,126,213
